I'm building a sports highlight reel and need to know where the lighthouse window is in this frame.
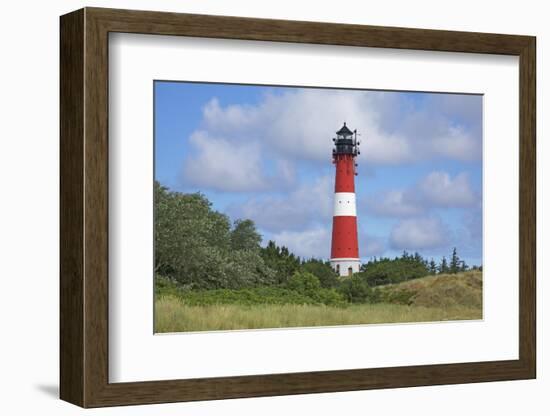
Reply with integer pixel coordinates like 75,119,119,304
348,267,353,276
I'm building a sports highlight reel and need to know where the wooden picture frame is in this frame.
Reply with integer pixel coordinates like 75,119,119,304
60,7,536,408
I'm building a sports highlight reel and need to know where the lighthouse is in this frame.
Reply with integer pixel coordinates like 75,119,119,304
330,123,361,277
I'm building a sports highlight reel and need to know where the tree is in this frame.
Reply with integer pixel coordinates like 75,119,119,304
224,249,276,288
154,181,275,289
155,181,231,282
287,271,322,294
450,247,461,274
300,259,339,288
428,258,437,275
439,256,449,274
260,241,300,285
358,254,429,286
337,275,379,303
230,219,262,251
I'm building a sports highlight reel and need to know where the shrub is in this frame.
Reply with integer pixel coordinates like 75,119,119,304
160,285,346,307
154,182,276,290
337,276,380,304
286,271,346,306
358,255,429,286
260,241,301,285
155,271,346,308
314,288,347,306
287,271,322,293
300,259,340,288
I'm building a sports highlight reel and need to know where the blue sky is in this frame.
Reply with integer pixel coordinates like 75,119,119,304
155,81,483,267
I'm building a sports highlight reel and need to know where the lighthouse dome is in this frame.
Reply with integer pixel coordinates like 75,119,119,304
333,123,357,156
336,123,353,136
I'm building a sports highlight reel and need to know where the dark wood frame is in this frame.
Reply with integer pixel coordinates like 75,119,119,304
60,7,536,408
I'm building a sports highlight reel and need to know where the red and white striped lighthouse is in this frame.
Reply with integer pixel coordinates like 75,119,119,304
330,123,361,277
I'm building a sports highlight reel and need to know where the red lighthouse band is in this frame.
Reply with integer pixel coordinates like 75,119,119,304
330,123,361,277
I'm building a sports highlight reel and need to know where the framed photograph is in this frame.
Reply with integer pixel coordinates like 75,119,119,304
60,7,536,408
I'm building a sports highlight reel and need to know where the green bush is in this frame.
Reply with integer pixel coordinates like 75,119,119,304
180,287,314,306
337,276,381,304
156,272,346,307
155,274,182,294
313,288,347,306
154,182,276,290
260,241,300,285
286,272,345,306
358,254,429,287
300,259,339,288
287,271,322,293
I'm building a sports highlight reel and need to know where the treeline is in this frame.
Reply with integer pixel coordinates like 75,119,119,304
155,182,481,305
156,181,326,290
358,249,481,287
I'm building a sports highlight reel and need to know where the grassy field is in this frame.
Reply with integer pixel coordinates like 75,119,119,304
155,299,481,332
155,271,482,332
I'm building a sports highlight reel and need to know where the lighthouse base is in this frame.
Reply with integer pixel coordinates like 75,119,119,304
330,258,361,277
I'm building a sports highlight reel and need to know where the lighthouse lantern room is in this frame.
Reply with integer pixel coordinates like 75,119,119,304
330,123,361,277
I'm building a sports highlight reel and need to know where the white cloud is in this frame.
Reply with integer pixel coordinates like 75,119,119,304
390,217,449,250
431,126,480,162
364,189,424,217
228,176,333,232
271,227,331,259
179,90,481,193
388,95,482,162
417,171,477,207
365,171,478,217
195,89,481,167
202,90,407,164
203,98,258,134
181,130,295,192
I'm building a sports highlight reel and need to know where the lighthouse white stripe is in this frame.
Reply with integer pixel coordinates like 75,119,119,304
333,192,356,216
330,259,361,276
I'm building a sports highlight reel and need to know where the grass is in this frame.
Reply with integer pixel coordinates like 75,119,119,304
377,271,483,309
155,298,481,333
154,271,483,332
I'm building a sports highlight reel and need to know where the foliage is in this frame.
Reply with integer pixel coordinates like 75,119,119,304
450,248,460,274
287,270,321,292
358,251,430,286
439,256,449,274
285,271,345,305
157,273,344,307
299,259,340,288
157,268,483,320
177,287,318,306
154,182,274,289
230,219,262,251
428,259,437,275
337,276,381,304
260,240,301,285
